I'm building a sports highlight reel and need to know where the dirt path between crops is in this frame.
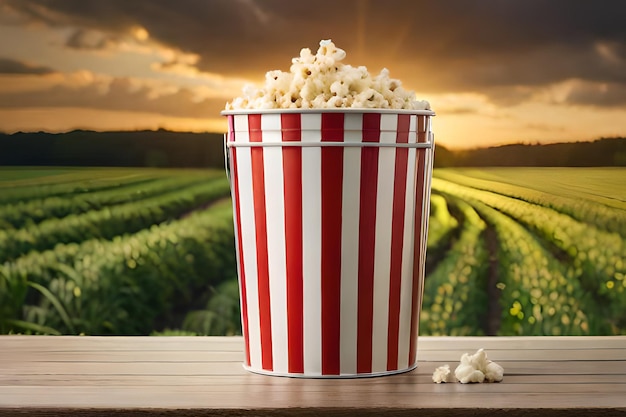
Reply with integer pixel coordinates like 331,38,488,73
485,226,501,335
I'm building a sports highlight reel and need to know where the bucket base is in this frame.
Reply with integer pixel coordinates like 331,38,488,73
242,363,418,379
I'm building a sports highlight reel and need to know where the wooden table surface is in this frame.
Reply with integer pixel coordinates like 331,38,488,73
1,336,625,416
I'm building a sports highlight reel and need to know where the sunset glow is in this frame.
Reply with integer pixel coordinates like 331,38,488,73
0,0,624,149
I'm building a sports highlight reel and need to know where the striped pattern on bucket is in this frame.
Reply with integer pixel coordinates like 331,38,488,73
226,111,433,378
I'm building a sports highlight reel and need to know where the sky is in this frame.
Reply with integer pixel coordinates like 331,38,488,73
0,0,625,149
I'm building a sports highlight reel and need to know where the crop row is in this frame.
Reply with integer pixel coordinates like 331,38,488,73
434,170,626,236
419,196,489,336
432,178,625,334
0,201,236,335
0,168,155,189
0,172,169,205
178,279,242,336
468,199,595,335
0,178,231,262
435,168,625,210
426,194,459,252
2,167,621,336
432,178,625,292
0,173,223,230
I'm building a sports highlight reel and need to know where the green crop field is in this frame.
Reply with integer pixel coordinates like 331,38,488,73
0,167,624,336
0,167,238,336
424,167,625,336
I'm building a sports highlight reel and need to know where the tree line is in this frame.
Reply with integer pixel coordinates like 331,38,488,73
434,137,625,167
0,130,225,169
1,130,624,168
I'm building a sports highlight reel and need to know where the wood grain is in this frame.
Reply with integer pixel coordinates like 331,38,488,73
0,336,625,416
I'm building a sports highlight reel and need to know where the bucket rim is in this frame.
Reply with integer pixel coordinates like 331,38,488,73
221,108,435,116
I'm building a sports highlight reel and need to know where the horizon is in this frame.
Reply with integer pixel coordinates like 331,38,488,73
0,0,625,149
3,128,623,152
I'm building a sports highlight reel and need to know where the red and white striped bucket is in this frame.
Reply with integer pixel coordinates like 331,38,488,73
222,109,435,378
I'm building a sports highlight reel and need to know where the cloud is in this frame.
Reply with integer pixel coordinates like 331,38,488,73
428,92,507,119
532,78,626,108
440,107,478,115
523,122,567,133
1,0,626,108
563,81,626,107
0,57,55,74
0,71,227,118
65,28,119,50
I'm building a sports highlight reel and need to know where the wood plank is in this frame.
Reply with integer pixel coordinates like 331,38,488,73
1,386,625,409
2,335,624,351
417,336,626,350
0,336,624,415
0,336,244,352
1,380,625,394
2,373,625,386
2,359,624,376
2,348,625,363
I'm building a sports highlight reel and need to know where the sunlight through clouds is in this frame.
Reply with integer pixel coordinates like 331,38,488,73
0,0,623,147
131,25,149,41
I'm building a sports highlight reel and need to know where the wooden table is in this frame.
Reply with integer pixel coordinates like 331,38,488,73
1,336,625,416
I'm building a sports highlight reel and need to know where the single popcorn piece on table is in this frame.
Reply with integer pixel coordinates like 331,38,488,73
432,364,451,383
226,39,430,110
454,348,504,384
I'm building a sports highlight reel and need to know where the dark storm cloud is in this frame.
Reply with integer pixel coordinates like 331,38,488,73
0,57,55,74
2,0,626,106
564,82,626,107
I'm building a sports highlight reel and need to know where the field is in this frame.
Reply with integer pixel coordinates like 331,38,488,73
425,168,625,336
1,167,624,336
0,167,238,336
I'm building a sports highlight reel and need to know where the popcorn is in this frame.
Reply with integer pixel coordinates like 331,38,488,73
454,348,504,384
432,364,451,383
226,39,430,111
432,348,504,384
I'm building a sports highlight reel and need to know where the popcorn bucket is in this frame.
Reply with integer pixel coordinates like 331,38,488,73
222,109,435,378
